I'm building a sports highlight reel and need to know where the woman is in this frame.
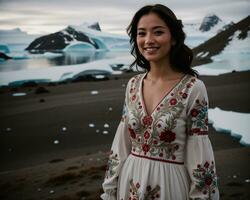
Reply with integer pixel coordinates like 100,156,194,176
101,4,219,200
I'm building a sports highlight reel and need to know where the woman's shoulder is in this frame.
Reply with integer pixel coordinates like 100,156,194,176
186,74,207,92
127,72,146,86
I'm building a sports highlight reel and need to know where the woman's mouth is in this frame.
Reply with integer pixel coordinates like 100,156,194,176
144,47,160,54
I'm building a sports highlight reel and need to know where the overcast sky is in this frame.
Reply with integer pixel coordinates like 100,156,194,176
0,0,249,35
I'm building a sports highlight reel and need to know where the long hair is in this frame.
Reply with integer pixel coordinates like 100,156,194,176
127,4,198,76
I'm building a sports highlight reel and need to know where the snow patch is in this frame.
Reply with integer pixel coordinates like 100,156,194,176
208,107,250,145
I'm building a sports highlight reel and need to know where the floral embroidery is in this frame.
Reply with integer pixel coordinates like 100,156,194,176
105,150,119,179
142,115,153,126
122,102,128,122
128,179,160,200
188,98,208,135
193,161,218,199
127,74,195,160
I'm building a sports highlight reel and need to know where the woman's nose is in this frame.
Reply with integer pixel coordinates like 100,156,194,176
145,33,155,44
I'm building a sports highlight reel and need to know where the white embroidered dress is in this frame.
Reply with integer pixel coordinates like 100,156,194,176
101,73,219,200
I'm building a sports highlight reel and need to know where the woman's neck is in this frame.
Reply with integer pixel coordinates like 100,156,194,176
148,60,182,82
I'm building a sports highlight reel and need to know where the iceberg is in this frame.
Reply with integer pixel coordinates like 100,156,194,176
208,107,250,146
63,41,96,52
0,43,10,54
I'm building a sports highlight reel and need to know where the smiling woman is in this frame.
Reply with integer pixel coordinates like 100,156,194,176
101,4,220,200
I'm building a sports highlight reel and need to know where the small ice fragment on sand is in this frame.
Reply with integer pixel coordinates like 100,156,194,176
54,140,59,144
6,127,12,132
96,129,100,133
104,123,109,128
95,75,105,79
90,90,98,95
89,123,95,128
62,127,67,132
103,130,109,134
12,93,27,97
245,179,250,183
49,190,54,194
108,107,113,111
233,175,237,179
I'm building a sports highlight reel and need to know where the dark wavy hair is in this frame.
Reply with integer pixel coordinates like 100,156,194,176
127,4,198,76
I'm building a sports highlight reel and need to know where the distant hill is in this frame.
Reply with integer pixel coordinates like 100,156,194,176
192,15,250,66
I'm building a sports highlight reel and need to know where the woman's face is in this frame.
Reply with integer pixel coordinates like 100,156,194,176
136,12,174,63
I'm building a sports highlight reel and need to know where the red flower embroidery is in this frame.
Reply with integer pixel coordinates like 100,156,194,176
153,140,158,145
142,143,150,153
169,98,177,105
131,94,136,101
205,177,213,186
128,128,136,139
192,128,200,133
191,108,199,117
142,115,153,126
204,161,210,168
144,131,150,139
159,130,176,143
182,93,188,99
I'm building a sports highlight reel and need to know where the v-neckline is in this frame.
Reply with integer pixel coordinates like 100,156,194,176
139,72,187,117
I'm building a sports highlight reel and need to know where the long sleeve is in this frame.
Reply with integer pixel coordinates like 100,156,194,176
101,82,132,200
185,79,219,200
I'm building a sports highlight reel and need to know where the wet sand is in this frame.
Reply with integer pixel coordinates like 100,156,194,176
0,71,250,199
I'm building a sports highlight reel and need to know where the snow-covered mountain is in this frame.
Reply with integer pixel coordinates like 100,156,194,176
25,22,129,53
184,14,228,47
199,14,224,32
192,15,250,67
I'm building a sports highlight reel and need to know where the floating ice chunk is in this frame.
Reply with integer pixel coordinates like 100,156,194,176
245,179,250,183
94,75,105,79
108,107,113,111
96,129,100,133
54,140,59,144
12,93,27,97
62,127,67,132
103,130,109,134
233,175,237,179
49,190,54,194
104,123,109,128
90,90,99,95
89,123,95,128
6,127,12,132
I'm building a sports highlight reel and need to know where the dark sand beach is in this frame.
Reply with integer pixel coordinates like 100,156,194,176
0,71,250,199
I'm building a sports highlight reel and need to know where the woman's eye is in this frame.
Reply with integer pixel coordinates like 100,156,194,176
155,31,163,35
137,32,145,36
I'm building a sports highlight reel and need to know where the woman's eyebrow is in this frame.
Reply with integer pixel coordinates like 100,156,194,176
137,26,167,31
